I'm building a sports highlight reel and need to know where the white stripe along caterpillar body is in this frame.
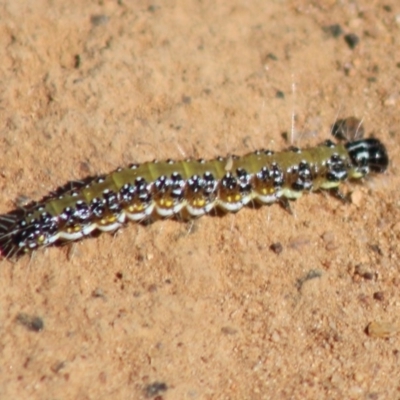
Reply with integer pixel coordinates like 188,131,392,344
0,120,389,258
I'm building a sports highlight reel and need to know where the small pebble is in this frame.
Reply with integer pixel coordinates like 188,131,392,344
322,231,337,250
368,244,383,256
74,54,81,69
363,272,374,280
51,361,66,373
144,381,168,398
349,385,363,396
344,33,360,49
354,264,375,280
221,326,238,335
354,371,364,382
271,331,281,342
265,52,278,61
373,291,385,301
367,321,399,338
323,24,343,38
16,313,44,332
288,236,310,249
384,94,397,107
182,95,191,104
322,231,335,243
270,242,283,254
92,288,106,299
343,62,357,77
90,14,109,26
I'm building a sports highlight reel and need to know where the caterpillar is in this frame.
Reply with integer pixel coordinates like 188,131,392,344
0,118,389,258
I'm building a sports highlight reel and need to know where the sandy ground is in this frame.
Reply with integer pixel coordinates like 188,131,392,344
0,0,400,399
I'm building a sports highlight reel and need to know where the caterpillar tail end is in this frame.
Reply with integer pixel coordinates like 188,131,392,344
0,211,26,259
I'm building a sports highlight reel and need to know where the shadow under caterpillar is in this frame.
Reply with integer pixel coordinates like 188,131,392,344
0,118,389,258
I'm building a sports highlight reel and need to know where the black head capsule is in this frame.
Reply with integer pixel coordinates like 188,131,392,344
345,138,389,176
